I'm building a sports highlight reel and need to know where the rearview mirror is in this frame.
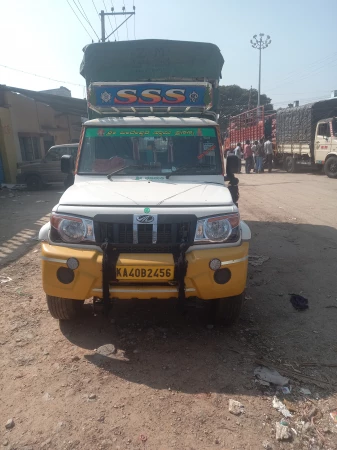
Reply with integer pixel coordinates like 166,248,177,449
61,155,74,174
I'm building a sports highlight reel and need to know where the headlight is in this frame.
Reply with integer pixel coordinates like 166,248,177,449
50,214,95,244
194,213,240,243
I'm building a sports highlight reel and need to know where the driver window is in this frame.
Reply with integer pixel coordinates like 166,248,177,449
317,123,330,137
45,147,63,161
69,147,78,158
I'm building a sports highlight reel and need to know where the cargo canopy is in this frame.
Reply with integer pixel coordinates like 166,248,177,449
276,98,337,145
80,40,224,84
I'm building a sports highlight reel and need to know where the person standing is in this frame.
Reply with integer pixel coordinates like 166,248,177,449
255,139,265,173
234,143,242,173
264,137,273,172
243,140,253,174
251,140,257,172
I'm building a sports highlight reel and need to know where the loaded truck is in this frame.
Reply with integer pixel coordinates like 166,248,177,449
39,40,251,325
226,99,337,178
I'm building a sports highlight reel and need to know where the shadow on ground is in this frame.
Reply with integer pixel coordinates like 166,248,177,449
59,220,337,398
0,186,62,267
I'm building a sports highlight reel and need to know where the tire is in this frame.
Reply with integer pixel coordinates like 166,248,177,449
46,295,84,320
285,156,296,173
212,292,244,326
26,174,43,190
324,156,337,179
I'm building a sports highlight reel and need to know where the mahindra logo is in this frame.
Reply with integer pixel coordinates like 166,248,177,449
136,215,154,224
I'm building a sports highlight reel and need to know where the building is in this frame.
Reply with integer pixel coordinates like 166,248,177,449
39,86,72,98
0,85,87,184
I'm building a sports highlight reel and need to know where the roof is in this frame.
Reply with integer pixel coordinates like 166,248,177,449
84,117,218,127
80,39,224,83
49,143,79,148
0,85,87,117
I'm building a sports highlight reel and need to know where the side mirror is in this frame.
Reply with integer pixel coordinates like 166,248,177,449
61,155,74,174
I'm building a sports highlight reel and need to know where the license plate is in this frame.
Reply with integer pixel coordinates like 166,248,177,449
116,266,174,280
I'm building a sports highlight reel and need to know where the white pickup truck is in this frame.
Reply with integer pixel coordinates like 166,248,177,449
39,40,251,325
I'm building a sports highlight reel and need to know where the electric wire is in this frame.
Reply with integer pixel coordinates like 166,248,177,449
0,63,85,87
73,0,100,40
76,0,90,22
265,52,337,92
111,1,120,40
123,0,129,40
103,0,114,40
92,0,99,15
66,0,93,41
264,52,337,90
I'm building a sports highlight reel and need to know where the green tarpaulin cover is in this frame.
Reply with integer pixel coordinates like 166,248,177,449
276,98,337,145
80,39,224,83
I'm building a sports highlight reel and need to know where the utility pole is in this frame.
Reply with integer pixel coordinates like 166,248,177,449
100,6,135,42
100,10,106,43
250,34,271,108
248,85,252,111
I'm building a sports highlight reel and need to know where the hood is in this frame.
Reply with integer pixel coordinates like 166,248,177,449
59,178,233,207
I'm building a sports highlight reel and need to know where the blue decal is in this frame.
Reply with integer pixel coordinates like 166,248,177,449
89,83,212,109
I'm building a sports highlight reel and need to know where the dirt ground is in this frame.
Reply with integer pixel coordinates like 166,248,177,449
0,172,337,450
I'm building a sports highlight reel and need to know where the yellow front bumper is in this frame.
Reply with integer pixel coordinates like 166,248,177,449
41,242,249,301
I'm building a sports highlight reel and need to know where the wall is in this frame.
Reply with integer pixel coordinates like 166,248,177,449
7,91,41,163
1,91,83,181
6,92,81,162
0,106,17,183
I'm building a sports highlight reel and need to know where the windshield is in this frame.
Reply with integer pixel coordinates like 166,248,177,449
77,126,222,176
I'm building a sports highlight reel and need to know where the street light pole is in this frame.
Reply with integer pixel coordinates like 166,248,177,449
251,34,271,108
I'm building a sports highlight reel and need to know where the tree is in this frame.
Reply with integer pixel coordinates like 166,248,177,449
218,85,273,131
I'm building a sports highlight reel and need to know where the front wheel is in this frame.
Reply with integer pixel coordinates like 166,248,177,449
212,293,244,326
46,295,84,320
285,156,296,173
26,174,43,190
324,156,337,179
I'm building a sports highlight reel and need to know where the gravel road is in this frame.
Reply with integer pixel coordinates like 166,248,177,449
0,173,336,450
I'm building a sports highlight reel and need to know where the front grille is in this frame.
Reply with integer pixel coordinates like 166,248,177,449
114,244,173,253
94,215,196,253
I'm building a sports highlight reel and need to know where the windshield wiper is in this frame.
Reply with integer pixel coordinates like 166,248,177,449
107,165,129,179
165,164,217,179
107,164,158,180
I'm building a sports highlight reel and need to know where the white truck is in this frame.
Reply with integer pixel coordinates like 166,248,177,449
226,99,337,178
39,39,251,325
275,99,337,177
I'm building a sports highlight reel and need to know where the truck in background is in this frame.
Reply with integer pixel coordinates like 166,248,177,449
225,98,337,178
39,39,251,326
276,99,337,177
225,106,276,154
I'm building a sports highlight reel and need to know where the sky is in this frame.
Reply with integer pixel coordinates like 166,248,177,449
0,0,336,109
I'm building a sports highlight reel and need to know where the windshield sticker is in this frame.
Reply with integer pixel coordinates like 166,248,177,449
197,144,216,160
85,127,216,138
